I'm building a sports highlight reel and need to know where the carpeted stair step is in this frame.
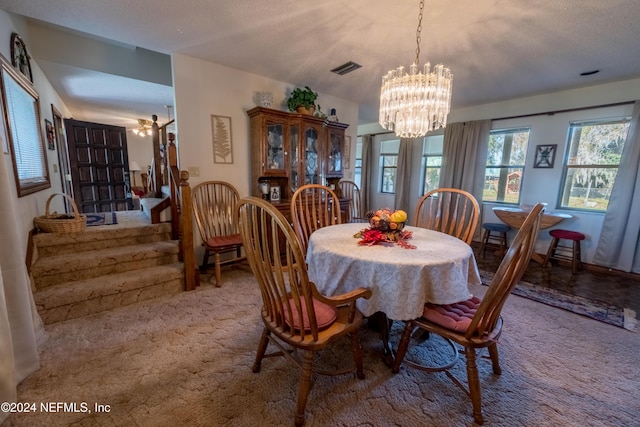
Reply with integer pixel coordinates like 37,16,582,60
31,240,180,289
33,263,185,324
33,223,172,257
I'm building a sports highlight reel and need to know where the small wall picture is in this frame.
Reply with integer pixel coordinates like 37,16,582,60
270,185,281,203
45,119,55,150
211,114,233,164
534,144,557,168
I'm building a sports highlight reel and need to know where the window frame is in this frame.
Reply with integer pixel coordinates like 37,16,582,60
379,139,399,194
420,134,443,196
1,58,50,197
558,117,630,212
483,127,530,205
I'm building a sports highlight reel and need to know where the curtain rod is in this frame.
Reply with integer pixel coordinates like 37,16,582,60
357,130,394,138
358,100,635,136
492,101,634,121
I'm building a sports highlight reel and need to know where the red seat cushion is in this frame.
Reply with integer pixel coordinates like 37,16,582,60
422,296,482,332
549,229,585,241
283,297,338,331
205,234,243,249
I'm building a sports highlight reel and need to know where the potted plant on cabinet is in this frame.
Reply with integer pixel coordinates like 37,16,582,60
287,86,318,115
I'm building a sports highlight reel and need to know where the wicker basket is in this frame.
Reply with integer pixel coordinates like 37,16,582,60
34,193,87,233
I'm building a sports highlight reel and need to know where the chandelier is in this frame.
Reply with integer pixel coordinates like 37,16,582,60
132,119,152,136
379,0,453,138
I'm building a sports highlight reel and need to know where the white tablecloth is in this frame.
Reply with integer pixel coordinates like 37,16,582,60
306,223,481,321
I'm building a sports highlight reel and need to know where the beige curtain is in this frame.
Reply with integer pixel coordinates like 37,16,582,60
394,138,414,211
439,120,491,201
360,134,373,213
0,151,43,423
593,101,640,273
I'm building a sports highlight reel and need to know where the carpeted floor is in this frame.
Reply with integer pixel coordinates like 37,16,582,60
3,268,639,427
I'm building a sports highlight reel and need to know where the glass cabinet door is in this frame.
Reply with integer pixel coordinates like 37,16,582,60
304,127,319,184
328,131,342,175
265,123,285,171
289,124,299,192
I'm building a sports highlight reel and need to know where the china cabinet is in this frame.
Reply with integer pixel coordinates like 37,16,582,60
247,106,348,201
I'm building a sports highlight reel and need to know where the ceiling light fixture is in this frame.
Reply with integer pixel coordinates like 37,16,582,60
132,119,152,136
379,0,453,138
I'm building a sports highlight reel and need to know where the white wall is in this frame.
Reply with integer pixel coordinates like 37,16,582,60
358,78,640,263
171,53,359,255
126,131,154,187
171,53,359,195
0,11,73,248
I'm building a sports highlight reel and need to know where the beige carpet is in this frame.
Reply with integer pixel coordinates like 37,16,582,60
2,267,638,427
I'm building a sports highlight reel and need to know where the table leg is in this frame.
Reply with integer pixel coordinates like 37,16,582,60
368,312,394,366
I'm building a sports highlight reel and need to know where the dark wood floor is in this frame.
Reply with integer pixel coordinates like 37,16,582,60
472,242,640,314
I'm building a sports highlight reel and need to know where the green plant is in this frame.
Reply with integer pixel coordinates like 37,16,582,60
287,86,318,111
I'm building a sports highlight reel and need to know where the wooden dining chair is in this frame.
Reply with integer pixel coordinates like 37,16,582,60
191,180,245,287
339,179,364,222
237,196,371,427
392,203,544,425
290,184,342,253
413,188,480,245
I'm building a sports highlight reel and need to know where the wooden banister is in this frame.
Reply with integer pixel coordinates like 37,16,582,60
148,117,198,291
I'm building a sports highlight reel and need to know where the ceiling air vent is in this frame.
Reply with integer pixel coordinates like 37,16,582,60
330,61,362,76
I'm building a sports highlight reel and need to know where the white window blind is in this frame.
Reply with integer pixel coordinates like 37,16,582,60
1,60,50,196
4,75,45,181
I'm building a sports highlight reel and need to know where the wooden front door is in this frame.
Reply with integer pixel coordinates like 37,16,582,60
64,119,132,213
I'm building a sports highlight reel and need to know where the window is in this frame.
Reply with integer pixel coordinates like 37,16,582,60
421,135,443,195
483,128,530,204
1,60,50,196
559,118,630,211
379,139,399,193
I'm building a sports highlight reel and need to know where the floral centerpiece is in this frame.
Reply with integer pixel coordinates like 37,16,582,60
354,208,416,249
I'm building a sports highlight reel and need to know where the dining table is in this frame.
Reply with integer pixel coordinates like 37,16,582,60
492,206,573,264
305,222,481,363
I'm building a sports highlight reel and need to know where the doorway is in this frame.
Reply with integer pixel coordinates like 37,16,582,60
64,119,132,213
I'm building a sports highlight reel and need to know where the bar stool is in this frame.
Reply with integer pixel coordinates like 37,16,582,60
543,229,586,274
480,223,511,256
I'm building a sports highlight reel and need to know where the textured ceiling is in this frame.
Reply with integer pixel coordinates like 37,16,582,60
2,0,640,127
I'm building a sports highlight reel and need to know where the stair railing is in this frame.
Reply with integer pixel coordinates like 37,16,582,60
148,115,198,291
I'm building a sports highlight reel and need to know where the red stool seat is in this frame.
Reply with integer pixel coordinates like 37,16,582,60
544,229,586,274
549,229,585,241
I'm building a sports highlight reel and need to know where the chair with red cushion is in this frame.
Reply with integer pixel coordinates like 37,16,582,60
392,203,545,425
543,229,586,274
192,181,245,286
237,196,371,427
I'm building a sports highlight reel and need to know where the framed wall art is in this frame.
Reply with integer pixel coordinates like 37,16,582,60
10,33,33,83
211,114,233,164
45,118,55,150
533,144,557,168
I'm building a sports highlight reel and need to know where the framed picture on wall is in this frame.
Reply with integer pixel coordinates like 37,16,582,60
211,114,233,164
45,119,55,150
533,144,557,168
